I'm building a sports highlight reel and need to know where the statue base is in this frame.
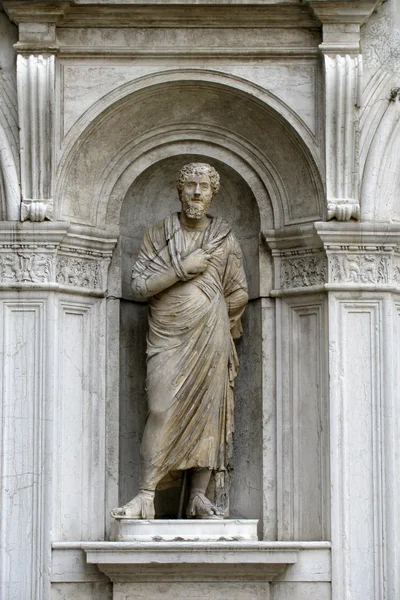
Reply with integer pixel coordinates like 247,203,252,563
111,518,258,542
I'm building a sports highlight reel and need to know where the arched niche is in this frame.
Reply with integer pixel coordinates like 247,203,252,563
118,154,265,522
55,79,325,230
54,75,325,529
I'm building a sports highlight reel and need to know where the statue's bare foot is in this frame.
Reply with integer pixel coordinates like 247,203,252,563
186,492,224,519
111,490,155,519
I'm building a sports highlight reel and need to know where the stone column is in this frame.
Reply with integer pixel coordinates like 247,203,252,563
317,221,400,600
266,220,400,599
265,226,330,543
0,221,117,600
308,0,382,221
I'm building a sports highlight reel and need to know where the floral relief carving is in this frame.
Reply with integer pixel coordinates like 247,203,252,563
377,256,390,284
0,253,53,283
280,254,327,289
56,256,102,289
330,254,341,283
392,254,400,284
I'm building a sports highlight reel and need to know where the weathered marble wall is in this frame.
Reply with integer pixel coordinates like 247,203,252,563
0,1,399,599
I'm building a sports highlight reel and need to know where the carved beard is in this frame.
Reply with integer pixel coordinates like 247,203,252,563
182,198,211,219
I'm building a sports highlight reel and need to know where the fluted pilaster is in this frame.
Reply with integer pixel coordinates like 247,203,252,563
324,53,362,220
17,54,54,221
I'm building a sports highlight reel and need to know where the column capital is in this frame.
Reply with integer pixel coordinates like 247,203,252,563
317,221,400,290
2,1,69,54
307,0,383,54
264,224,327,295
15,22,59,55
0,222,117,295
264,222,400,294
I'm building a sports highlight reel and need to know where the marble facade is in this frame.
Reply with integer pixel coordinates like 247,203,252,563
0,0,399,599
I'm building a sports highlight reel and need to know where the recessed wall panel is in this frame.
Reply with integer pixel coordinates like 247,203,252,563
278,296,329,541
330,299,384,600
54,298,106,541
0,301,46,599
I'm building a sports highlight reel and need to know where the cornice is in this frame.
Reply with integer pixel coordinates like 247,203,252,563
315,221,400,247
306,0,384,25
3,1,69,24
3,1,320,29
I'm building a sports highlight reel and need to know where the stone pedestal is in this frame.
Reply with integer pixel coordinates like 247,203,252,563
112,519,258,542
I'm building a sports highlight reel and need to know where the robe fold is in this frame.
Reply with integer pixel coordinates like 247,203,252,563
132,213,248,480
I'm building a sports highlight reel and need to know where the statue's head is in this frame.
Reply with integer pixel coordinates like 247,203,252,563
176,162,220,220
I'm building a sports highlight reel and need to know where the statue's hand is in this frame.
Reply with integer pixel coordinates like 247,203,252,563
182,249,211,275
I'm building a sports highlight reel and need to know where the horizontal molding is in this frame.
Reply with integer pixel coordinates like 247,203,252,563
53,540,332,549
307,0,382,25
69,541,330,582
55,46,320,58
51,543,331,584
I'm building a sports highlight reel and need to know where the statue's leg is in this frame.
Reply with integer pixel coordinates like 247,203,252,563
191,467,212,492
110,460,166,519
186,467,224,519
110,416,167,519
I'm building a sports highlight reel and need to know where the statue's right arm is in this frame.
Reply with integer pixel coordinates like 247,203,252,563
131,225,180,300
131,268,180,301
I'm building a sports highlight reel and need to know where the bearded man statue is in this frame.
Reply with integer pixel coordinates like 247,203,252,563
112,162,248,520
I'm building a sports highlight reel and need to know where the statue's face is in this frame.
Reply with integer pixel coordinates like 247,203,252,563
180,173,213,219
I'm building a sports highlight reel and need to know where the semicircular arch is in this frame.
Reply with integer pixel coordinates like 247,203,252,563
360,71,400,222
56,78,324,229
60,68,321,167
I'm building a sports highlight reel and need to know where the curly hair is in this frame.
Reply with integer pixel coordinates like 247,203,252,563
176,163,220,197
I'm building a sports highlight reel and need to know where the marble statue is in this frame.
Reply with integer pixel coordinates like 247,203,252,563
112,162,248,519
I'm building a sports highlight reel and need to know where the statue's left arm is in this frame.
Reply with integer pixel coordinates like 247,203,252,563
222,233,248,339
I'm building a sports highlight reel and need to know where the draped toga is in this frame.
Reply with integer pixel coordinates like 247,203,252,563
132,213,248,484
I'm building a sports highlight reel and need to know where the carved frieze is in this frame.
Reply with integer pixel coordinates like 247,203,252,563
329,252,390,285
0,252,53,283
0,248,106,290
56,256,102,290
266,224,400,293
0,222,117,292
277,248,398,291
280,253,327,289
0,247,107,291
